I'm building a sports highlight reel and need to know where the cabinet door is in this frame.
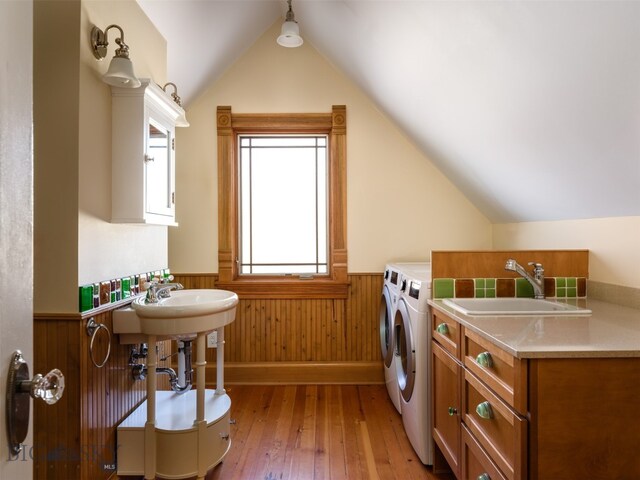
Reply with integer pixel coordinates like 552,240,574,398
145,117,175,218
433,340,462,478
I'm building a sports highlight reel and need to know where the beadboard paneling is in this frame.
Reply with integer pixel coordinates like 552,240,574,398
34,309,171,480
173,274,383,365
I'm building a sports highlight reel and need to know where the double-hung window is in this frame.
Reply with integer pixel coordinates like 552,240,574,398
216,106,348,298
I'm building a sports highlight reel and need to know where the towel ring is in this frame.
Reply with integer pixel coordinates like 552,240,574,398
86,317,112,368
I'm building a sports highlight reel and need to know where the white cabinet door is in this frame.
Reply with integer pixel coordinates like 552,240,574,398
145,117,174,218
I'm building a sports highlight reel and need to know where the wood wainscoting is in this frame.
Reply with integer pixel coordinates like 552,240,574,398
173,273,385,385
33,306,171,480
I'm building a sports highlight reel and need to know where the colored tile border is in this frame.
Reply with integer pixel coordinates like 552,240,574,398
432,277,587,300
79,268,171,313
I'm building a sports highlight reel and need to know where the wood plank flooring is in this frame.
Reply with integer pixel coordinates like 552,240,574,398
118,385,453,480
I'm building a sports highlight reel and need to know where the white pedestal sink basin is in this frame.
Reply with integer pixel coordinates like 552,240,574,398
443,297,592,316
130,289,238,340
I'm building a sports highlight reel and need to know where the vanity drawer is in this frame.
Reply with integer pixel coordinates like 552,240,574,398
462,425,507,480
463,329,527,414
463,370,527,480
433,309,461,360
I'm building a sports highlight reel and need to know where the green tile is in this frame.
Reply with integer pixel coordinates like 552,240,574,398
556,277,566,288
486,278,496,288
567,277,577,288
433,278,455,299
122,278,131,299
486,288,496,298
567,287,577,298
557,287,567,297
475,289,485,298
475,278,485,289
79,285,93,312
516,278,534,298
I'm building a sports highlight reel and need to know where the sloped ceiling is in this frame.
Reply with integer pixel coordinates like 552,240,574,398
137,0,640,224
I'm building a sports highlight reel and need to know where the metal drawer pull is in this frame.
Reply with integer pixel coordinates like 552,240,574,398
220,432,230,441
476,351,493,368
477,474,491,480
448,406,457,416
476,401,493,419
436,323,449,335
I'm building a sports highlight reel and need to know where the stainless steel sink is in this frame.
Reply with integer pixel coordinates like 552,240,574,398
442,297,592,316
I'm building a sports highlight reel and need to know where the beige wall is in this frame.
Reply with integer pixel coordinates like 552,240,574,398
34,0,169,312
79,0,168,286
493,216,640,288
170,22,492,273
34,0,81,312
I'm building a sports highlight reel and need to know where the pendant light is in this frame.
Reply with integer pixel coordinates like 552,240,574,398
277,0,303,48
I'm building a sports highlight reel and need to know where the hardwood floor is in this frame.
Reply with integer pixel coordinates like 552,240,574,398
118,385,453,480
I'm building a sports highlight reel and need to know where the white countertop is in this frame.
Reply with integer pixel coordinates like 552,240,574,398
428,298,640,359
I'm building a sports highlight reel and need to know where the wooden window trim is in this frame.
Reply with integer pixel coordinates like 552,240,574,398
216,105,348,299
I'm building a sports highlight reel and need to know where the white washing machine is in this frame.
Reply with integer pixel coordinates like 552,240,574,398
394,263,433,465
379,264,402,413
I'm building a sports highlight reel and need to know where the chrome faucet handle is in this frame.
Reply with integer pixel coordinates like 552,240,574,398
528,262,544,281
159,275,175,284
144,278,161,303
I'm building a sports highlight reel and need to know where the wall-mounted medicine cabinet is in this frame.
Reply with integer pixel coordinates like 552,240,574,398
110,79,188,226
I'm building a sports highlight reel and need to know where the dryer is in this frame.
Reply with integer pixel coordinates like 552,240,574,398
394,263,433,465
379,264,402,413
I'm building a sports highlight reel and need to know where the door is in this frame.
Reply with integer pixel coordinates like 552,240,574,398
379,285,395,367
433,341,462,478
0,1,34,477
394,298,416,402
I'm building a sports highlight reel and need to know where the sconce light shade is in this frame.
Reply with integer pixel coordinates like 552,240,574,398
277,21,303,48
102,56,141,88
161,82,189,127
277,0,303,48
91,24,141,88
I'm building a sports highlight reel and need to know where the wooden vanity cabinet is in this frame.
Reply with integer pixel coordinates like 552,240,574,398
432,308,526,480
432,307,640,480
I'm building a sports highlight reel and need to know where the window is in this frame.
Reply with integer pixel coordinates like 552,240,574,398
216,106,348,298
238,135,328,275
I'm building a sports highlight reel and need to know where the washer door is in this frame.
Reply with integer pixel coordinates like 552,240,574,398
379,285,394,367
394,298,415,402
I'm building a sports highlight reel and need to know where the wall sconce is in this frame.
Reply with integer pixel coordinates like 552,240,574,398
91,24,141,88
162,83,189,127
277,0,303,48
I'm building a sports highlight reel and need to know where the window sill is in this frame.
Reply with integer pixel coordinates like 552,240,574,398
215,279,350,299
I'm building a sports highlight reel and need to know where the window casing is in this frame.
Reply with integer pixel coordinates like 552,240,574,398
216,106,348,299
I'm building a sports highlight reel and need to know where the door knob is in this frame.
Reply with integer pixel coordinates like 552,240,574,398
6,350,65,455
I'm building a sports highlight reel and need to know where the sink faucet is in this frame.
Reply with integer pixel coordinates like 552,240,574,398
504,259,545,299
144,276,184,304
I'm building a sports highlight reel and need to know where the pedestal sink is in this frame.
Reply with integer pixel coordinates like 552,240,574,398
131,289,238,340
113,289,239,480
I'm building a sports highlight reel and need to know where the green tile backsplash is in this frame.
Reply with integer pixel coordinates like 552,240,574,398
78,268,171,313
432,277,587,299
433,278,454,299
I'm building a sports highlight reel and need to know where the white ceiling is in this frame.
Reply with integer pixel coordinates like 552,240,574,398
137,0,640,224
